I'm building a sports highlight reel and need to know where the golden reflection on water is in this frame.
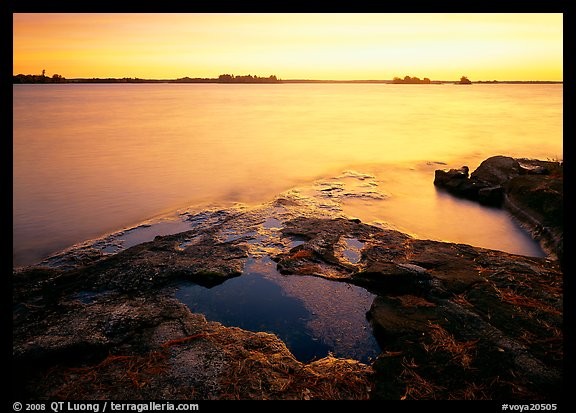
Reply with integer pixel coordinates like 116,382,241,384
13,84,562,265
335,162,546,257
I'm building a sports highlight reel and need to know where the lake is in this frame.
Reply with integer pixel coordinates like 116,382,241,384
13,83,562,266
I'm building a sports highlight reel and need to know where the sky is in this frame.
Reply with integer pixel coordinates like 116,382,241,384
12,13,563,81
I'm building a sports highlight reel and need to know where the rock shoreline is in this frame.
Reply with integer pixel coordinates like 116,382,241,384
13,157,563,400
434,155,563,267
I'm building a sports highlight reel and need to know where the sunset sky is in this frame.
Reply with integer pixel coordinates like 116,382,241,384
12,13,563,81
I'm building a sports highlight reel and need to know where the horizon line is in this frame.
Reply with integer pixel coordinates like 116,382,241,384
12,74,564,83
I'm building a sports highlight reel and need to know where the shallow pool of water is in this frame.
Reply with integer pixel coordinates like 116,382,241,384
175,256,381,363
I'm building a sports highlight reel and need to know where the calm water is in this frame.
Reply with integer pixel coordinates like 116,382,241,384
176,257,381,363
13,83,563,266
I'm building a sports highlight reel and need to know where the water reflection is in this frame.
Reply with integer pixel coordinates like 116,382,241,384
175,256,381,363
13,84,561,266
336,162,546,258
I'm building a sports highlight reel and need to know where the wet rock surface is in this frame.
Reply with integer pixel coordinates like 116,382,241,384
274,216,562,399
13,158,563,400
13,198,375,400
434,156,563,266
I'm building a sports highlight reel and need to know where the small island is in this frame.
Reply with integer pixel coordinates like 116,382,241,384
456,76,472,85
390,75,473,85
392,75,432,84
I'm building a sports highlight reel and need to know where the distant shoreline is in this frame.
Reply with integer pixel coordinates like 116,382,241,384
13,76,563,85
282,80,562,85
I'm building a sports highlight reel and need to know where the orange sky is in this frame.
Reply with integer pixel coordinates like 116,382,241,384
12,13,563,81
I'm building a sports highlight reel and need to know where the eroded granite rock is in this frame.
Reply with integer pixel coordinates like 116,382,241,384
434,156,563,266
273,217,562,399
13,162,563,400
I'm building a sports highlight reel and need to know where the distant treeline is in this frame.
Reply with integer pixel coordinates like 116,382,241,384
392,76,433,84
474,80,562,84
13,72,562,85
13,73,66,83
13,73,281,84
215,74,279,83
391,75,472,85
174,74,280,83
